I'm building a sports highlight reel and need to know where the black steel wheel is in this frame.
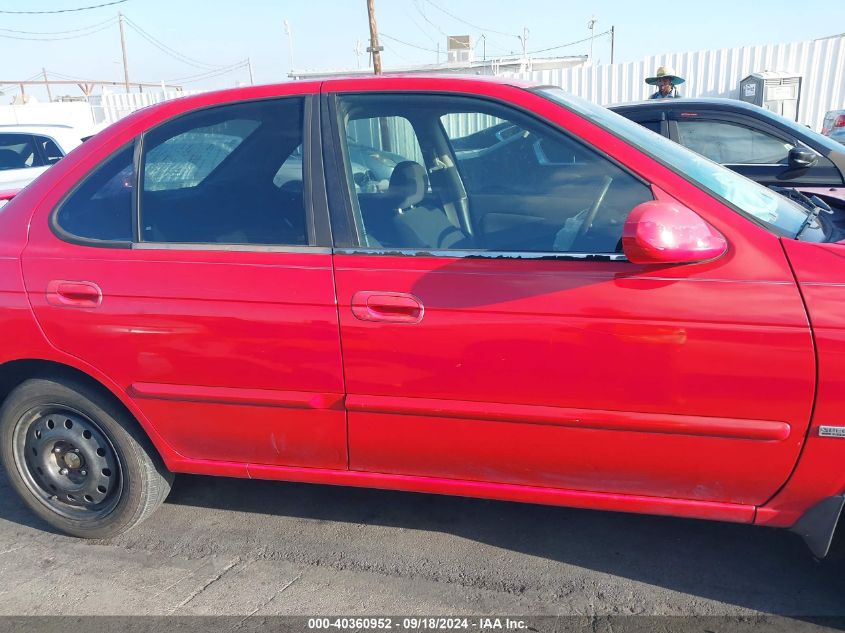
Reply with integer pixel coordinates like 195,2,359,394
0,376,173,538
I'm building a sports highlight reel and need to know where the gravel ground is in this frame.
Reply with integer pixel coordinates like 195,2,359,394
0,468,843,622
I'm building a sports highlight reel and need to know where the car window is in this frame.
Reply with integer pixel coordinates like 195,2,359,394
36,135,64,165
538,88,813,238
54,145,134,243
336,94,652,254
344,116,423,193
638,120,662,135
143,119,259,192
676,119,794,164
140,98,307,246
0,133,44,171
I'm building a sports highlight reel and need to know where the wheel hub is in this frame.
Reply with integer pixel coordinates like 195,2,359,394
61,450,83,470
15,407,121,519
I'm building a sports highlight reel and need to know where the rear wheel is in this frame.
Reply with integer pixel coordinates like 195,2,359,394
0,377,172,538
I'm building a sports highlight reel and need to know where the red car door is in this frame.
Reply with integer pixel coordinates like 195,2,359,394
22,90,347,470
324,78,815,507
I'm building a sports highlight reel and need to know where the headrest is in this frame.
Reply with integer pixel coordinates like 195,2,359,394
388,161,427,210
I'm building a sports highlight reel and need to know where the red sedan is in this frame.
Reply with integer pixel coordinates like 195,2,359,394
0,76,842,557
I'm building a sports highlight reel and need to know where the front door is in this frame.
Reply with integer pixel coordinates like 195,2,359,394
325,83,815,506
23,92,347,469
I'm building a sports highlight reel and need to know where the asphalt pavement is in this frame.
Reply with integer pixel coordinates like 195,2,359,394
1,468,844,620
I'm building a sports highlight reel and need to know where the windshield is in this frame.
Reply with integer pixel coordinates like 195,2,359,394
535,87,814,239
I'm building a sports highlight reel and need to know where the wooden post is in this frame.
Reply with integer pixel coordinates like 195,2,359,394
42,68,53,102
366,0,383,75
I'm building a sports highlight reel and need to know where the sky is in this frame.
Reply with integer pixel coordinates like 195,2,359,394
0,0,842,100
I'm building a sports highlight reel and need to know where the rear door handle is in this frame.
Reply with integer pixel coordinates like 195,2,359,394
46,280,102,308
351,291,424,324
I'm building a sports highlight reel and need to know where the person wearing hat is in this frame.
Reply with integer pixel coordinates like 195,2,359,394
645,66,685,99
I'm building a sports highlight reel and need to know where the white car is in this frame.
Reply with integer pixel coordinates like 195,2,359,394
0,125,86,193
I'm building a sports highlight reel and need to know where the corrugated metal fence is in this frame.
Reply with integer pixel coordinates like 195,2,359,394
507,35,845,132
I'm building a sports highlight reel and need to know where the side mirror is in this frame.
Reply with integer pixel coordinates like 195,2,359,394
622,201,727,265
788,147,818,169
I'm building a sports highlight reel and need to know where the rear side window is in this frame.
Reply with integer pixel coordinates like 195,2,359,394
140,98,307,245
0,133,43,171
54,145,134,243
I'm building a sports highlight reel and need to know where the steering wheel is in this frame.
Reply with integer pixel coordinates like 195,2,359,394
574,175,614,243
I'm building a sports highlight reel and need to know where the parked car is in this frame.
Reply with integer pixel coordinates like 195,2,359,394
0,124,85,192
821,109,845,145
3,77,845,559
610,99,845,212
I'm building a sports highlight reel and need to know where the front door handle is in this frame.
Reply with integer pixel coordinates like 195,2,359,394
46,280,102,308
351,291,424,324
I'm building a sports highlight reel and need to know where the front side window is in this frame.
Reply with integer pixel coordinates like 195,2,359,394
0,134,43,171
336,94,652,254
676,119,794,165
536,87,814,238
140,98,307,245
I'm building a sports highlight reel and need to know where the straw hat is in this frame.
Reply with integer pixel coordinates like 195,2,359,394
645,66,685,86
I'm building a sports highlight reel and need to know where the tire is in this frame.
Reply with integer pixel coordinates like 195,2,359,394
0,376,173,538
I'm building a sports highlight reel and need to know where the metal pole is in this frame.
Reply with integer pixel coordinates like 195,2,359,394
118,12,130,93
366,0,383,75
42,68,52,102
610,26,615,64
247,58,254,85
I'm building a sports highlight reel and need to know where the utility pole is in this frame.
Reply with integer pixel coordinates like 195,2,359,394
587,16,597,61
42,68,52,102
518,27,529,59
366,0,383,74
480,34,486,62
118,12,130,93
247,58,254,85
354,39,365,69
610,26,615,64
283,20,294,73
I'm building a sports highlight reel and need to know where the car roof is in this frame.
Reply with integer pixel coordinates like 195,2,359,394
0,124,77,133
609,97,769,112
153,75,545,110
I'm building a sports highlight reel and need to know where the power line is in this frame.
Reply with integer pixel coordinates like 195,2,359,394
528,29,612,55
380,32,439,54
0,0,127,14
0,16,116,35
420,0,518,38
165,60,248,84
0,21,115,41
123,16,227,70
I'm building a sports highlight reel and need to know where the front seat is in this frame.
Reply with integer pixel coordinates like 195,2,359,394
388,161,470,249
0,149,27,170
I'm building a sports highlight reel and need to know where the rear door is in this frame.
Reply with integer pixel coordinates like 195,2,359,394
23,90,347,469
